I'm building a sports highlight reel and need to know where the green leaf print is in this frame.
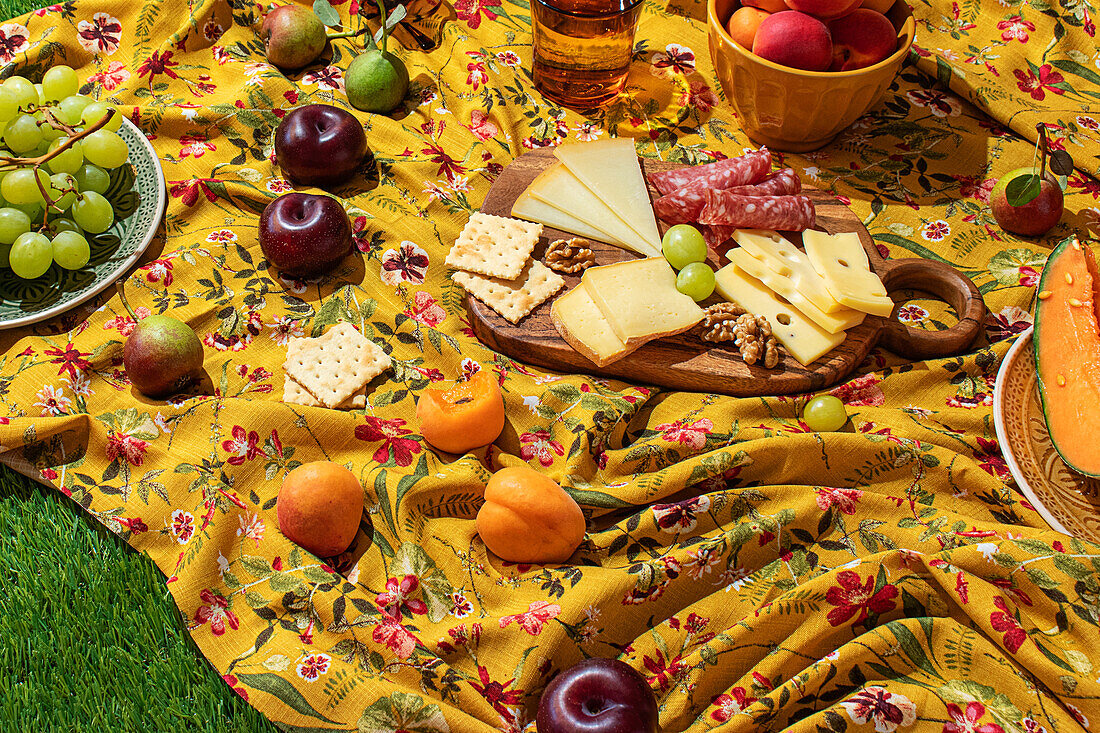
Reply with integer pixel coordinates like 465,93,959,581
236,673,341,724
358,691,450,733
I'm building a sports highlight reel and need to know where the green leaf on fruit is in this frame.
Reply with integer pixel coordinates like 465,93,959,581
373,5,407,44
1005,173,1041,207
312,0,342,27
1049,149,1074,176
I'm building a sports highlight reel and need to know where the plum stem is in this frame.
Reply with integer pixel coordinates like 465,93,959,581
327,28,367,39
373,0,388,54
1035,122,1048,179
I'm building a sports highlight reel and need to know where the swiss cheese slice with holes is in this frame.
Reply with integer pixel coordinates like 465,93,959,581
802,230,894,317
715,263,845,365
581,257,704,346
733,229,846,314
511,187,628,248
727,248,865,334
550,281,640,367
526,163,659,258
552,139,663,255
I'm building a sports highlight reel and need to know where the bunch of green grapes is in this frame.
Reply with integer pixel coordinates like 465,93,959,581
0,65,130,280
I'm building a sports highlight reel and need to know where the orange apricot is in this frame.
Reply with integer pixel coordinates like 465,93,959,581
277,461,363,558
416,370,506,454
727,6,771,49
475,465,586,564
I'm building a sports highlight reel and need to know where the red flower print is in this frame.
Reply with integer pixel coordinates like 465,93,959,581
77,13,121,55
682,80,719,112
221,425,261,466
375,574,429,620
519,429,565,466
169,178,218,206
193,588,239,636
943,701,1005,733
841,686,917,733
373,617,420,659
499,600,561,635
117,516,148,533
466,59,489,90
355,417,422,466
137,50,180,84
454,0,501,29
825,570,898,627
651,43,696,75
222,674,249,701
170,509,194,544
711,687,757,721
989,596,1027,653
179,133,216,159
45,343,91,381
655,417,713,450
652,495,712,533
302,65,344,93
469,665,524,717
906,89,960,117
830,373,885,407
997,15,1035,42
815,487,863,514
295,652,331,681
955,176,997,203
406,291,446,327
1014,64,1065,101
1069,173,1100,199
0,23,29,63
106,432,149,467
1017,266,1040,287
642,649,686,691
141,258,175,287
421,142,467,183
465,109,499,141
973,437,1009,480
87,60,130,91
380,241,430,286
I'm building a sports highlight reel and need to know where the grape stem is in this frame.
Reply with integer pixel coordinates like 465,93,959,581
0,108,116,172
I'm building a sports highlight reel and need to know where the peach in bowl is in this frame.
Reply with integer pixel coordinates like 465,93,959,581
708,0,916,152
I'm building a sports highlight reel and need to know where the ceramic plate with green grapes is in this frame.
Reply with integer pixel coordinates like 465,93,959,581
0,114,165,330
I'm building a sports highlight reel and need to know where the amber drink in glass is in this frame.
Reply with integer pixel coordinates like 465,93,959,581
532,0,643,109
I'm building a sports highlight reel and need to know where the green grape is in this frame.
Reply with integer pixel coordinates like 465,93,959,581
802,395,848,432
57,95,92,126
73,163,109,194
33,83,45,105
46,138,84,175
13,201,42,221
81,101,123,133
1,168,51,205
0,207,30,244
0,244,10,268
661,224,708,271
51,230,89,270
2,77,38,110
0,88,19,126
3,114,43,153
31,139,49,157
81,129,128,169
42,66,79,102
49,172,77,209
9,231,52,279
49,217,79,234
71,191,113,233
40,121,64,142
675,262,715,302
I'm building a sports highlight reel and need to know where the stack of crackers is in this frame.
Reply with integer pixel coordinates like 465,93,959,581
447,212,565,324
282,322,391,410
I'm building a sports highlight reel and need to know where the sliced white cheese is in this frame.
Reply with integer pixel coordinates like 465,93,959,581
582,257,704,346
715,262,846,366
553,139,663,255
550,281,637,367
727,248,865,334
512,187,626,247
733,229,846,314
802,230,894,317
527,163,659,258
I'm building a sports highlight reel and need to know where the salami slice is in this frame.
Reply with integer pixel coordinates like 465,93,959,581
700,224,735,248
725,168,801,197
648,148,772,196
697,190,816,231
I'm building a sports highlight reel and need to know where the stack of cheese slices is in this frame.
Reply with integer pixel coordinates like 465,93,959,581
715,229,893,366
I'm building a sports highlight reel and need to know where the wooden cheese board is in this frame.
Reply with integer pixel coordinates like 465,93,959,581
468,147,985,396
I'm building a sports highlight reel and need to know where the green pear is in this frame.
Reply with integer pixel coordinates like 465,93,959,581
262,5,327,70
345,48,409,114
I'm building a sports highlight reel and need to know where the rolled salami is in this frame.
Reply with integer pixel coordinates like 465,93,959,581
725,168,801,197
697,190,816,231
700,224,735,248
653,167,803,224
648,148,771,196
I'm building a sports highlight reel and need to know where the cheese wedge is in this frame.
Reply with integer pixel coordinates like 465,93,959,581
527,163,660,258
715,263,846,365
512,187,627,247
802,230,894,317
553,139,663,255
733,229,846,314
582,257,704,346
727,248,865,334
550,281,640,367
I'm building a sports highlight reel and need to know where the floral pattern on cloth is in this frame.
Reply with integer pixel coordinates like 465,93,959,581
0,0,1097,731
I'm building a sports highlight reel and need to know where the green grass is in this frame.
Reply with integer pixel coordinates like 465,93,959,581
0,0,276,729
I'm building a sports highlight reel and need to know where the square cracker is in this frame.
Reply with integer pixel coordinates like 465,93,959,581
282,375,367,409
453,259,564,324
283,322,391,408
445,212,542,280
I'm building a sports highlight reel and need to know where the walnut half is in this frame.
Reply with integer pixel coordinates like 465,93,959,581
544,238,596,274
701,304,781,368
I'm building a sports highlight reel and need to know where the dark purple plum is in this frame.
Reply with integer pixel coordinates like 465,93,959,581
536,658,659,733
274,104,367,187
259,192,353,278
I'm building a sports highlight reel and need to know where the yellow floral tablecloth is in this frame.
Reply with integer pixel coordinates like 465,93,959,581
1,0,1099,730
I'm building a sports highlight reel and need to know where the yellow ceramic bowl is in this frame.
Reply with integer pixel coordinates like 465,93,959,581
707,0,916,152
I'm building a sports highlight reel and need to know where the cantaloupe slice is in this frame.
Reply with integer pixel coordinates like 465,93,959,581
1033,237,1100,478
